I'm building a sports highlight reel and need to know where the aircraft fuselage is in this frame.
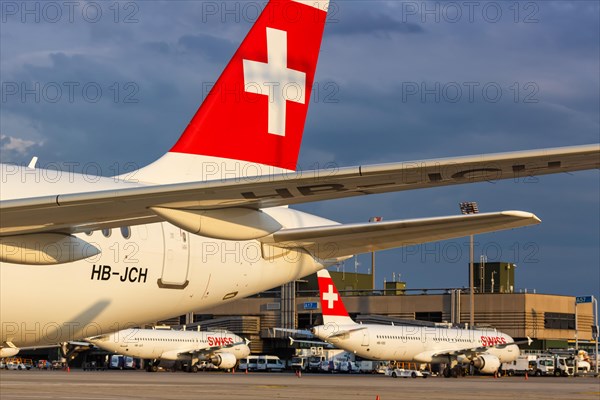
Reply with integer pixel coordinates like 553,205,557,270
0,165,332,347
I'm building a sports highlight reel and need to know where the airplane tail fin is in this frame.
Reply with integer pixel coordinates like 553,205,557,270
317,269,356,326
132,0,330,184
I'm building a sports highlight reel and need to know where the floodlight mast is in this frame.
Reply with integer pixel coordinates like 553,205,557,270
459,202,479,328
369,216,383,290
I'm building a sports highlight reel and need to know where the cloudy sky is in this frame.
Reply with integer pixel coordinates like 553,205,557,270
1,1,598,298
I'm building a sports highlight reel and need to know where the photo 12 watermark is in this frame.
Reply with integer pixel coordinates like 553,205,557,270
199,0,339,24
201,80,340,104
1,1,140,24
398,1,540,24
1,81,140,104
400,81,540,104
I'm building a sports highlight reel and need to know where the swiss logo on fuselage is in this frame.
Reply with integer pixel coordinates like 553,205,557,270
207,336,234,347
480,336,507,346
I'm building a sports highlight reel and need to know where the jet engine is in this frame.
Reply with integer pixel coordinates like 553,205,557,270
210,352,237,369
472,354,501,374
0,347,19,358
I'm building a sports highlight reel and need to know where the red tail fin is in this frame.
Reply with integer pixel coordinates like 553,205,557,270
171,0,329,170
317,269,355,325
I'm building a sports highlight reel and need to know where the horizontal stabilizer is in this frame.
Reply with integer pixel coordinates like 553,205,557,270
261,211,540,259
328,326,368,338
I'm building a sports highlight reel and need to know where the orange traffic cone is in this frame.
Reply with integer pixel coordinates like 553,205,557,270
245,368,248,375
376,396,380,400
525,372,528,380
298,370,301,378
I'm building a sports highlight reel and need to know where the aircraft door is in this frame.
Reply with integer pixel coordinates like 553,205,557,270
361,330,369,347
158,223,190,289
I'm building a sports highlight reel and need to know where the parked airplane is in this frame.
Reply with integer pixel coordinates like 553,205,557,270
1,0,598,354
310,269,525,377
86,328,250,372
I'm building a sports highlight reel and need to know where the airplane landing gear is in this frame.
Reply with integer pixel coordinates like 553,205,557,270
443,365,464,378
146,360,160,372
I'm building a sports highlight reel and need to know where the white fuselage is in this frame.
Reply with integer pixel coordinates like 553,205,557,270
0,166,333,347
87,329,250,361
313,324,520,364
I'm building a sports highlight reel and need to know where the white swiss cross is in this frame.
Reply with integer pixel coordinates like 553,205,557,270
322,284,338,309
243,27,306,136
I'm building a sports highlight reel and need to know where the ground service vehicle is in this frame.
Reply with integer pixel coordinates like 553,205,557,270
503,355,538,376
534,357,555,376
339,361,360,373
6,362,27,370
553,356,575,376
308,355,325,372
239,356,258,372
291,356,307,372
257,355,285,372
109,355,135,370
320,360,340,373
386,367,429,379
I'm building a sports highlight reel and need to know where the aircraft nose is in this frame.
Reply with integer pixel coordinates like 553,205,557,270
240,345,251,358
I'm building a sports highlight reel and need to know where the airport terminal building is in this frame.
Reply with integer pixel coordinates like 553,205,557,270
162,264,596,356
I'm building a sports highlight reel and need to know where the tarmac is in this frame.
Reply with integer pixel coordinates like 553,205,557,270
0,370,598,400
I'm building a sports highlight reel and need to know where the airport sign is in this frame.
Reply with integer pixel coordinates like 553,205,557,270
576,295,593,304
304,302,318,310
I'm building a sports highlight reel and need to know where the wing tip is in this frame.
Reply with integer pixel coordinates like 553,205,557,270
501,210,542,224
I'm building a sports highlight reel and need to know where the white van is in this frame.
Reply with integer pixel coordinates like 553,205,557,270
238,355,259,371
257,355,285,372
109,355,135,370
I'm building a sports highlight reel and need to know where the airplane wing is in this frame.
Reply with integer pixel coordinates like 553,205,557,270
413,347,489,362
273,328,314,337
271,328,332,346
288,337,333,347
0,144,597,237
1,340,93,358
260,211,540,260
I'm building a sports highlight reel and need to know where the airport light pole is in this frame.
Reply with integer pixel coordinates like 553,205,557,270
460,201,479,328
480,254,487,293
369,217,383,290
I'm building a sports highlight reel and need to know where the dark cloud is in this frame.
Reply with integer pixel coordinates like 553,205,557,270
143,41,171,55
177,33,236,63
0,136,10,148
326,10,424,37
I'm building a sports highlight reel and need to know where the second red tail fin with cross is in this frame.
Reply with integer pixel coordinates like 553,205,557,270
317,269,357,326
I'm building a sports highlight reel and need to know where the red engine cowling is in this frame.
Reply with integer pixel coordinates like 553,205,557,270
210,352,237,370
472,354,501,374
